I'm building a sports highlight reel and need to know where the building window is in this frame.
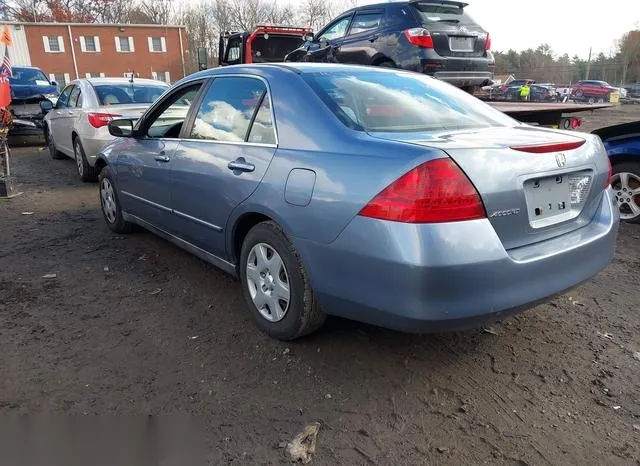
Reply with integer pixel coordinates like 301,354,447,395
43,36,64,53
50,73,71,87
80,36,101,53
115,36,134,53
152,71,170,83
85,72,105,78
148,36,166,52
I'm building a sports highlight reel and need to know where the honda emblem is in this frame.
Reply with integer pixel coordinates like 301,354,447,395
555,153,566,167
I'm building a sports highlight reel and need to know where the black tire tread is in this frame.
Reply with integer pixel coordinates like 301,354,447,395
75,138,98,182
241,221,325,340
45,126,65,160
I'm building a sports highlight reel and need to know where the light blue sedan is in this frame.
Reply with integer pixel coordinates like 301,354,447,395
96,63,619,340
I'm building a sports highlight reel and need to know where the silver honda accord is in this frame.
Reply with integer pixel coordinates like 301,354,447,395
42,77,170,181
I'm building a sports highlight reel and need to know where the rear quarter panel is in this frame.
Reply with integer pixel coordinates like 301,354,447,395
225,67,445,254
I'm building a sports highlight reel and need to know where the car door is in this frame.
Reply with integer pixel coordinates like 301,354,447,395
337,9,386,64
115,80,205,230
169,76,277,258
48,84,74,155
305,13,354,63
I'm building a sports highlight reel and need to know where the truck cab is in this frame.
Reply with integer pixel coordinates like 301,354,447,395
219,25,313,66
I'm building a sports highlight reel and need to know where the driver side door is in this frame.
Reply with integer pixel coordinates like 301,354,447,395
115,80,205,229
48,85,74,155
305,13,354,63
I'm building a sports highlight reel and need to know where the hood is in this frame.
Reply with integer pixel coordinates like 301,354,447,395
11,83,59,100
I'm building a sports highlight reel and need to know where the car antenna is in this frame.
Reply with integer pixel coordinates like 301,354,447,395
129,71,134,84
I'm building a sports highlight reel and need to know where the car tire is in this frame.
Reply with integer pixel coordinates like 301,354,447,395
98,165,135,233
239,221,326,340
597,97,605,104
74,138,98,182
611,161,640,224
575,90,584,98
45,125,65,160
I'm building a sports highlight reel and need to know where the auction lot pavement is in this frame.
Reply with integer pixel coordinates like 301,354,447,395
1,106,639,465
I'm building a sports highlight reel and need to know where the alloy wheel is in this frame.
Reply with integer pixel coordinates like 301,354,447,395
246,243,291,322
611,171,640,220
100,178,117,224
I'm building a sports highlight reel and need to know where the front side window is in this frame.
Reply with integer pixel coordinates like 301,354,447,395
56,85,74,109
303,70,517,132
349,12,383,35
190,77,271,143
145,84,202,139
317,16,352,42
225,38,242,64
69,86,82,107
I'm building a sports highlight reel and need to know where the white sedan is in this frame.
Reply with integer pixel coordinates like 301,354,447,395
41,78,170,181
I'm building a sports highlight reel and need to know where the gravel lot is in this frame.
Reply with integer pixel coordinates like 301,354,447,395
1,105,639,465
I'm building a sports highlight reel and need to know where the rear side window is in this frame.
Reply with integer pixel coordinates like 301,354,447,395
349,11,384,35
411,2,478,25
303,70,516,133
190,77,273,143
225,37,242,64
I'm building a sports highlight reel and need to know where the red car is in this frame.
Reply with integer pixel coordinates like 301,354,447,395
571,80,615,103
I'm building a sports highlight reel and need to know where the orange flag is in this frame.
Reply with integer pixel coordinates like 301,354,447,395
0,25,12,47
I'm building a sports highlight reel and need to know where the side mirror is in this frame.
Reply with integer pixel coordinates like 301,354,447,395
108,118,135,138
40,99,54,113
50,81,57,86
319,37,328,47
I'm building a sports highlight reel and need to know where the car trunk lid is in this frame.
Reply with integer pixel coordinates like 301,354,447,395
369,126,608,250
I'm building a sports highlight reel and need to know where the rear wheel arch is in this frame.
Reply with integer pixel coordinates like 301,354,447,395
231,212,273,266
610,154,640,166
372,56,396,67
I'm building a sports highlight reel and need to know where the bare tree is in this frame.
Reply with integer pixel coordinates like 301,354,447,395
138,0,173,24
617,31,640,84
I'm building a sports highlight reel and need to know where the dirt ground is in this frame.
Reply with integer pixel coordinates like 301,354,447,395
1,105,640,465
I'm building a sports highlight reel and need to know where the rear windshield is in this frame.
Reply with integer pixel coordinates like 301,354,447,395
92,83,169,105
250,35,304,62
9,68,50,86
303,70,516,133
411,2,477,25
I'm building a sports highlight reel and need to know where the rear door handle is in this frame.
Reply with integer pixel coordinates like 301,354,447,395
369,34,380,42
228,158,255,173
154,153,170,162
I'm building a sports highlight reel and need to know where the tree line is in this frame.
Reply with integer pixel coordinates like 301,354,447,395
493,31,640,85
4,0,639,83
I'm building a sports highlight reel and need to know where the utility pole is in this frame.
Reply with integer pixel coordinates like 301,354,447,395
585,47,592,80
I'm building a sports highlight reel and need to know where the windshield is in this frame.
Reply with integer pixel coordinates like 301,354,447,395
411,2,477,25
9,68,50,86
93,83,169,105
303,70,516,133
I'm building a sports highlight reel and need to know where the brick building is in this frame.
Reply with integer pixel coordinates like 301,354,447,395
1,22,187,88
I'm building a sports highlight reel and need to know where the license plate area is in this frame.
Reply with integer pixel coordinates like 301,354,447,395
524,172,591,228
449,36,474,52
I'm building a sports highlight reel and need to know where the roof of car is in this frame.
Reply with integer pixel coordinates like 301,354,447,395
83,77,169,85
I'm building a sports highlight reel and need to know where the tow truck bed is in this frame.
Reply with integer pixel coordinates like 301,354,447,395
488,102,614,126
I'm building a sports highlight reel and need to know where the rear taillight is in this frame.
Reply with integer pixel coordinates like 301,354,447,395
485,33,491,51
358,158,486,223
87,112,121,129
605,157,612,189
510,140,586,153
403,28,434,48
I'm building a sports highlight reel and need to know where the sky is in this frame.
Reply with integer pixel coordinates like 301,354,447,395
290,0,640,59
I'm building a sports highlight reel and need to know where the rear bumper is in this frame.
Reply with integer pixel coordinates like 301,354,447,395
295,190,619,333
419,53,494,87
